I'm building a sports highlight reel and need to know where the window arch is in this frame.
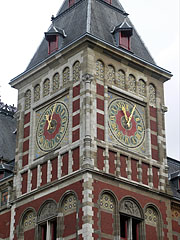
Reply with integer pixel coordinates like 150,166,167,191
96,60,105,81
25,90,31,110
52,73,60,92
63,67,70,86
149,83,156,106
19,208,36,239
34,84,40,102
59,192,78,238
107,65,115,84
117,69,126,89
144,205,162,240
73,61,80,82
43,78,50,97
119,197,144,240
37,199,57,240
128,74,136,93
138,79,146,97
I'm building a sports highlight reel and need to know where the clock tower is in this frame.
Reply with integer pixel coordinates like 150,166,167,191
7,0,176,239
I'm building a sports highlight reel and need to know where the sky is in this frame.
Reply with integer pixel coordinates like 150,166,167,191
0,0,179,160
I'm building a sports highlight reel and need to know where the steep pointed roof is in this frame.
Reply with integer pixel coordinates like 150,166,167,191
26,0,155,71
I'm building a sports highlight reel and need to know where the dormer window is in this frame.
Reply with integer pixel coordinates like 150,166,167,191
112,17,133,51
45,24,67,55
69,0,75,7
104,0,112,4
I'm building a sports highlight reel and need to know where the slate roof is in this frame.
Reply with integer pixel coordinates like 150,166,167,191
26,0,155,71
0,102,16,162
168,157,180,199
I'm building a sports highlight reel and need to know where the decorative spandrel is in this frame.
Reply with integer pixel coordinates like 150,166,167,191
128,74,136,93
63,67,70,86
34,84,40,102
107,65,115,84
53,73,60,92
25,90,31,110
100,193,115,212
73,61,80,82
43,79,50,97
23,211,36,231
145,207,158,226
96,60,104,81
35,94,69,158
138,79,146,97
117,70,126,89
62,194,77,215
149,84,156,106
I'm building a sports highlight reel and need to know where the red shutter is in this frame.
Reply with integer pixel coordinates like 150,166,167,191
48,36,58,54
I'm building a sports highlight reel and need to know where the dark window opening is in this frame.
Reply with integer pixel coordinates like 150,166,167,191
69,0,75,7
40,220,57,240
120,215,141,240
41,224,47,240
48,36,58,55
0,172,4,180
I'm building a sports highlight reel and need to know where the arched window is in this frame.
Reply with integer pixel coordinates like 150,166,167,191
145,205,162,240
43,78,50,97
96,60,105,81
60,193,77,238
117,69,126,89
107,65,115,84
52,73,60,92
119,197,144,240
37,200,57,240
25,90,31,110
19,209,36,239
128,74,136,93
73,61,80,82
138,79,146,97
100,192,116,237
63,67,70,86
149,84,156,106
34,84,40,102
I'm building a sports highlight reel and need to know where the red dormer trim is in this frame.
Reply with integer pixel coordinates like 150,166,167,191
48,36,58,55
105,0,112,4
69,0,75,7
119,32,130,50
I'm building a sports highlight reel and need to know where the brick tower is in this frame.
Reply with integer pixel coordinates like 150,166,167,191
3,0,176,239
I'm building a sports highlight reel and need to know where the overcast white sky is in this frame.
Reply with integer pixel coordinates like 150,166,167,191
0,0,179,160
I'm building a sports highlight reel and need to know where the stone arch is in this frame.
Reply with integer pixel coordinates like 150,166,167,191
149,83,156,106
37,199,57,223
119,196,145,240
138,79,146,97
63,67,70,86
43,78,50,97
52,72,60,92
34,84,40,102
73,61,81,82
128,74,136,93
18,207,36,239
117,69,126,89
107,64,116,84
144,204,162,240
59,191,78,238
25,89,31,110
99,190,118,238
96,59,105,81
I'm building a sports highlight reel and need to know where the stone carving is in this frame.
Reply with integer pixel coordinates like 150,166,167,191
138,79,146,97
25,90,31,110
39,201,57,222
34,84,40,102
100,193,115,212
62,194,77,214
73,61,81,82
128,74,136,93
96,60,104,81
23,211,36,231
53,73,60,92
117,70,126,89
145,207,158,226
43,78,50,97
107,65,115,84
149,84,156,106
120,199,141,218
63,67,70,86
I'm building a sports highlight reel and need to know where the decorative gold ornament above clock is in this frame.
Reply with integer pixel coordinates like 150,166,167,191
36,101,69,152
108,94,146,150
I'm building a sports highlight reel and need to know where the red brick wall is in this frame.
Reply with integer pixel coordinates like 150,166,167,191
22,172,28,194
109,151,116,175
131,159,138,182
97,147,105,170
101,211,114,235
23,140,29,153
142,162,148,185
51,157,58,182
72,129,80,142
72,147,80,171
24,229,35,240
22,154,28,167
41,162,47,186
0,211,11,239
120,155,127,178
24,112,30,125
63,213,76,237
62,152,69,176
152,167,159,189
146,225,157,240
31,167,37,190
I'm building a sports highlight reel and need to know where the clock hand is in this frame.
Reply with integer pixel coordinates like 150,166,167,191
47,103,57,130
46,114,51,130
127,104,136,127
122,105,129,123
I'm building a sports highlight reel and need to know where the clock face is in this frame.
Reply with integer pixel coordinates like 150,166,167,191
36,101,69,152
108,98,145,148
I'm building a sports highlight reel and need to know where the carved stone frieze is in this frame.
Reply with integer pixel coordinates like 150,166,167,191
38,201,57,222
120,199,141,218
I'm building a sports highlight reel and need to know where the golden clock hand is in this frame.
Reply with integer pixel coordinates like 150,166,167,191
127,104,136,127
122,106,129,123
48,103,57,130
46,115,51,130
